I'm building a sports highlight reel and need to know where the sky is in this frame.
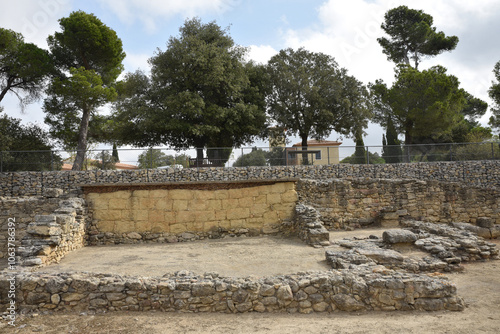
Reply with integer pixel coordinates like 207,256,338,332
1,0,499,163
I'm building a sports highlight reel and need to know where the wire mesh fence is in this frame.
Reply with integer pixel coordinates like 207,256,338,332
1,142,499,172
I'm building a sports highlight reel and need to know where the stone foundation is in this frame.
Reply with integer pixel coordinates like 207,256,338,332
0,268,464,314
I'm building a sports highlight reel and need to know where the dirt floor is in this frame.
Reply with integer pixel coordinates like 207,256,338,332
3,229,500,333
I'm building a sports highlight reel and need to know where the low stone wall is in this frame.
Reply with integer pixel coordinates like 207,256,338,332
0,268,464,314
85,181,297,245
1,160,499,197
297,179,500,230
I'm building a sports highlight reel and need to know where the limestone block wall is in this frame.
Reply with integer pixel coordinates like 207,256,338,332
85,181,297,244
297,179,500,230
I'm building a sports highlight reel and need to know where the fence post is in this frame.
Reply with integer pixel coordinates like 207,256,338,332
366,146,370,164
492,142,495,160
327,147,330,165
50,151,54,171
0,151,2,172
449,144,453,161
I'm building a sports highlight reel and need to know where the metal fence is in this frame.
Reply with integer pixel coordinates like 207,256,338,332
1,142,499,172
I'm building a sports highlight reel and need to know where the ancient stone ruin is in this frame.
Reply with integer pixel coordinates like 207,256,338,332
0,161,499,315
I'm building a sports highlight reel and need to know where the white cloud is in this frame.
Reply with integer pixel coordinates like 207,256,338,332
280,0,499,126
123,53,151,73
247,45,278,64
0,0,71,48
96,0,241,32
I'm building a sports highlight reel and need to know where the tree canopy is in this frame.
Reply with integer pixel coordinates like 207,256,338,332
44,11,125,170
489,60,500,131
267,47,370,163
0,28,54,108
0,115,62,171
111,18,267,164
378,6,458,69
371,65,465,148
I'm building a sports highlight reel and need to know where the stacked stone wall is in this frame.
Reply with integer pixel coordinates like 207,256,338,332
0,269,463,314
1,160,498,197
0,192,87,264
0,197,60,260
297,179,500,230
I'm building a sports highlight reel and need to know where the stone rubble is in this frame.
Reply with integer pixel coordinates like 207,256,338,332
326,221,499,274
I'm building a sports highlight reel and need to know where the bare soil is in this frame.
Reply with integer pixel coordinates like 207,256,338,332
3,229,500,334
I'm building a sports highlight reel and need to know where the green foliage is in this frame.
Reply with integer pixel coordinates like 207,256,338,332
267,47,370,164
372,65,465,147
341,151,385,164
353,135,366,164
0,115,62,171
47,10,125,85
0,28,54,107
91,150,116,170
233,148,268,167
378,5,458,69
267,147,287,166
45,11,125,170
382,117,402,163
137,149,190,169
453,141,500,161
112,19,266,165
489,61,500,132
44,67,117,148
112,143,119,162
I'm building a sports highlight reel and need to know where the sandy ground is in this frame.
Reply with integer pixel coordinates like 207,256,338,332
3,229,500,334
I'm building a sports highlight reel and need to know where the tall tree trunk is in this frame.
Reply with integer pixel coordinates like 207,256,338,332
301,135,309,165
72,107,91,171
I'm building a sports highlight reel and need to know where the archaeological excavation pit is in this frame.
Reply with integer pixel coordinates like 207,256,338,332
1,163,499,315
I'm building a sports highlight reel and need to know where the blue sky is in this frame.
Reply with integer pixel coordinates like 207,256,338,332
1,0,500,162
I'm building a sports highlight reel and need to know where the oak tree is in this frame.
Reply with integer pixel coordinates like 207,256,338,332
267,48,370,164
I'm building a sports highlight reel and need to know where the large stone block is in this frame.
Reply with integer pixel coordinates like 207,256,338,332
281,190,298,203
149,210,165,223
227,208,250,220
94,210,122,221
114,220,136,234
172,200,188,211
176,211,195,224
383,229,418,244
169,189,193,200
108,198,129,210
97,220,115,233
266,193,282,205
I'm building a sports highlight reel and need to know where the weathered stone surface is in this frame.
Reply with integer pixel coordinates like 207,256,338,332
382,229,418,244
332,294,365,311
356,248,405,266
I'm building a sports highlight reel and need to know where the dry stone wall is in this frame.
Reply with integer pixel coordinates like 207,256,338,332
0,192,87,266
297,179,500,231
1,160,499,197
85,181,297,245
1,268,464,314
0,192,62,260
